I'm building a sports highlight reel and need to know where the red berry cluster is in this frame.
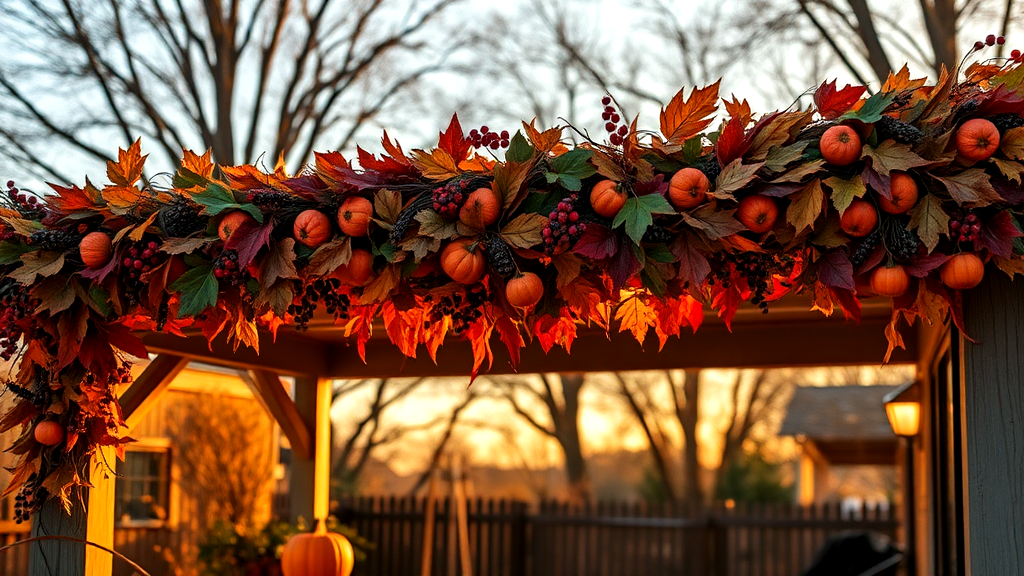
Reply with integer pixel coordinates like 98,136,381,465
469,126,510,150
1011,49,1023,63
542,194,587,255
0,278,40,361
949,211,982,244
119,240,167,306
974,34,1006,51
213,249,250,286
2,182,45,241
432,179,471,219
601,96,629,146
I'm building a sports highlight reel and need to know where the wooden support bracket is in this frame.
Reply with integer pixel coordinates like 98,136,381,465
249,370,314,461
121,354,189,431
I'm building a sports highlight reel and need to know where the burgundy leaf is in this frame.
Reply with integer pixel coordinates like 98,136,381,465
670,233,710,289
608,242,642,291
226,216,275,269
760,183,804,198
574,225,618,259
975,211,1023,258
991,175,1024,204
829,287,862,322
633,173,669,196
905,251,951,277
861,164,891,199
817,249,855,291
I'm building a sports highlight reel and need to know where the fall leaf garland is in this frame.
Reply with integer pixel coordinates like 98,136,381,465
3,52,1024,517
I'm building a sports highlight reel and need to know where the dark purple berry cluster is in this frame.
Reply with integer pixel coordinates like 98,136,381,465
432,179,471,219
423,284,488,337
13,473,47,523
949,211,982,244
247,188,296,212
469,126,510,150
213,249,251,286
601,96,628,146
288,278,351,330
0,279,41,361
541,194,587,255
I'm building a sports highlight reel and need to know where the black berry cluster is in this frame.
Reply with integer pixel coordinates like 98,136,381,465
247,188,296,213
119,240,167,306
433,179,471,219
13,472,48,523
424,284,488,337
28,229,80,252
991,113,1024,135
484,236,516,277
949,210,982,244
707,252,795,312
882,219,920,262
213,249,250,286
160,197,207,237
851,228,882,269
390,192,433,244
641,224,674,244
0,279,40,361
973,34,1006,51
5,377,53,409
699,157,722,188
541,194,587,255
469,126,509,150
287,278,351,330
875,116,924,145
601,95,628,145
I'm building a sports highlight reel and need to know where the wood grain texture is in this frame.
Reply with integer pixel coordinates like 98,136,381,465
121,354,189,431
248,371,313,460
962,272,1024,574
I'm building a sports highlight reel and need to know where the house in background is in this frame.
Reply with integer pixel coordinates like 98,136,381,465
780,385,902,506
1,359,284,576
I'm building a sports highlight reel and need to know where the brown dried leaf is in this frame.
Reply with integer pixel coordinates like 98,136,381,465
9,251,65,284
306,237,352,277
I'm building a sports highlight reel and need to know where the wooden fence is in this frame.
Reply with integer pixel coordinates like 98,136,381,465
337,496,900,576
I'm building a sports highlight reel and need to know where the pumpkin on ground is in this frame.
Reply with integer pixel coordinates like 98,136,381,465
34,420,65,446
458,187,501,228
667,168,709,211
218,211,255,242
281,520,354,576
878,172,919,214
737,195,778,234
955,118,1000,162
870,265,910,297
840,199,877,237
337,197,373,237
506,272,544,308
294,210,332,248
820,125,862,166
590,179,627,218
79,232,113,269
441,238,486,284
940,253,985,289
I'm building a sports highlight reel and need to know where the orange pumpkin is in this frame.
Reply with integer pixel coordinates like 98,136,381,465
337,197,373,237
281,520,354,576
878,172,918,214
34,420,65,446
955,118,1000,162
458,187,501,228
441,238,485,284
840,199,877,238
410,256,440,278
820,125,862,166
667,168,709,211
332,249,374,286
294,210,332,248
736,195,778,234
79,232,113,269
870,265,910,297
940,253,985,290
590,179,627,218
218,211,255,242
506,272,544,308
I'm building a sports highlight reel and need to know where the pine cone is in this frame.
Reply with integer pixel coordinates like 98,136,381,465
991,113,1024,135
884,219,920,262
247,189,295,212
850,227,882,269
484,236,516,277
699,158,722,188
875,116,923,145
389,192,432,245
28,229,80,251
160,198,208,237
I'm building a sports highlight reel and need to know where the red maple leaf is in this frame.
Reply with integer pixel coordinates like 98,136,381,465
813,80,867,120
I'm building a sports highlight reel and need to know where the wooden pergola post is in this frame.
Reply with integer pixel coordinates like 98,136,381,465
289,376,333,527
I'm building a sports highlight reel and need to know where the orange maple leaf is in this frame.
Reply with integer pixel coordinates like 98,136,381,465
522,119,565,153
881,64,927,94
106,139,147,188
181,148,215,179
659,80,721,144
723,95,753,127
615,291,657,346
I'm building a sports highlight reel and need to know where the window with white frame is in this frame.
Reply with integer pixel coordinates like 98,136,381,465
115,445,170,526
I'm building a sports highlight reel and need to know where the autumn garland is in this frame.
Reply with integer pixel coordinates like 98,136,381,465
3,47,1024,517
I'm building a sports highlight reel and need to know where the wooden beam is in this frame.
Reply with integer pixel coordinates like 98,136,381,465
248,370,313,461
142,330,331,376
121,354,189,431
289,377,331,526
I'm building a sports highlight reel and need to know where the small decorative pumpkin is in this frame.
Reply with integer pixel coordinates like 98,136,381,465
955,118,1000,162
337,197,373,237
668,168,710,210
870,265,910,297
34,420,65,446
441,238,485,284
281,520,354,576
736,195,778,234
79,232,113,269
332,249,374,286
506,272,544,308
820,125,862,166
590,179,627,218
218,211,256,242
294,210,332,248
878,172,918,214
458,187,501,228
840,199,877,237
940,252,985,290
410,256,440,278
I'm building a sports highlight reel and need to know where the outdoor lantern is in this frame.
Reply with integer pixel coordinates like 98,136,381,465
883,383,921,437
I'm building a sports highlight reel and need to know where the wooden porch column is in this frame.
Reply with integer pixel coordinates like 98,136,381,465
962,272,1024,574
289,377,332,526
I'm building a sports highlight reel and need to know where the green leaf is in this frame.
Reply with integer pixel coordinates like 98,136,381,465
642,152,686,174
842,91,895,123
172,167,209,189
786,180,825,234
645,244,675,262
823,174,866,215
547,148,597,190
764,142,809,173
170,265,219,317
0,241,33,265
908,194,949,253
556,175,583,191
637,193,675,215
613,195,672,245
682,137,704,164
191,184,264,223
506,131,535,163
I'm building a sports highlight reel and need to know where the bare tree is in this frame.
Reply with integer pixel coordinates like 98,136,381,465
168,393,276,530
492,373,592,503
0,0,466,183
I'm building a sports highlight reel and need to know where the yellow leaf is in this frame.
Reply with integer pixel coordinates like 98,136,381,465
106,138,147,188
101,185,145,212
999,126,1024,160
659,80,721,144
181,148,214,178
522,119,564,153
128,211,159,241
411,148,460,181
615,291,657,346
881,64,927,93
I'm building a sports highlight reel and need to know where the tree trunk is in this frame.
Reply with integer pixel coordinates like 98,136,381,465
556,374,591,503
680,369,703,503
847,0,893,82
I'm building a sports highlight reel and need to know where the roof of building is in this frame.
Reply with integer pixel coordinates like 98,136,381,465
779,385,904,441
